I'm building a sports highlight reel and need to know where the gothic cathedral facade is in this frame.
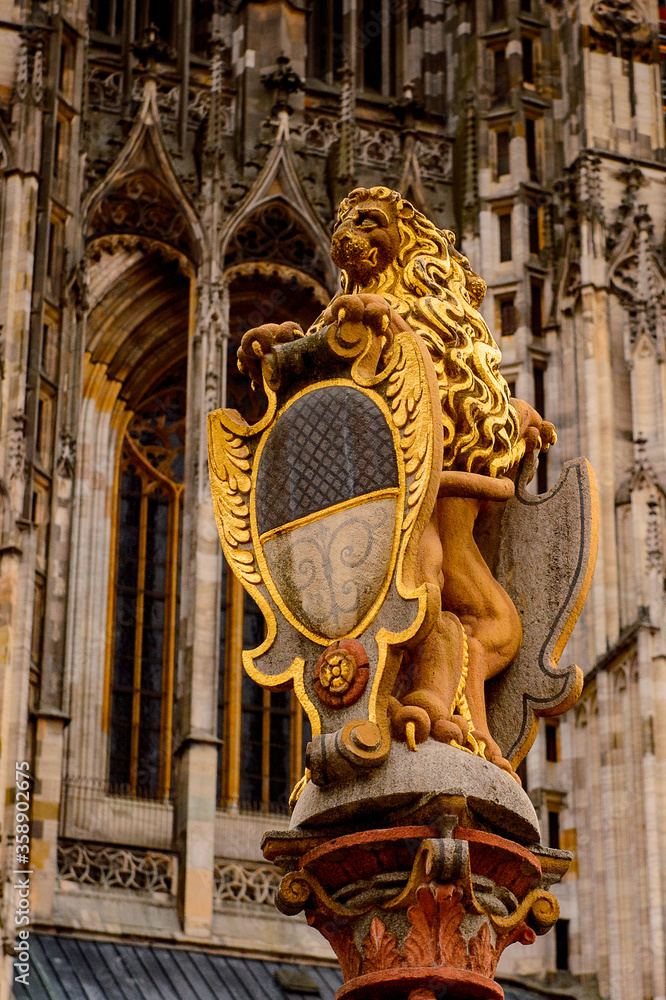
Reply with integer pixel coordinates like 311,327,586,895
0,1,665,998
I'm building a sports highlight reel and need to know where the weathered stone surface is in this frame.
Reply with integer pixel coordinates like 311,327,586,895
486,455,598,766
290,740,540,844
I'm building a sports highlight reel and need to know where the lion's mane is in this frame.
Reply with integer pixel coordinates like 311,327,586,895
330,187,521,478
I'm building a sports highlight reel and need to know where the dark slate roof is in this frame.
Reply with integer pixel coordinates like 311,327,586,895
503,988,566,1000
12,934,568,1000
12,935,343,1000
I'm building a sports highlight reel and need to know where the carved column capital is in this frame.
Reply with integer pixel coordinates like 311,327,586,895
264,822,569,1000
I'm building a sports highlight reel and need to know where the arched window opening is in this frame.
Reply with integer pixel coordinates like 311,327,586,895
91,0,207,44
308,0,344,85
217,556,228,807
224,203,330,288
238,594,292,811
109,376,185,799
192,0,214,55
91,0,124,36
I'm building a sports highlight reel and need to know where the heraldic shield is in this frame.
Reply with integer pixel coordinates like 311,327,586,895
208,316,443,796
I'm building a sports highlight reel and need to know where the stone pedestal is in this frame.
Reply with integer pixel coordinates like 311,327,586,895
264,795,571,1000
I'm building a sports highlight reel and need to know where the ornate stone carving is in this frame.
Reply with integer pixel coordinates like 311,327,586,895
292,115,452,183
88,172,197,260
87,233,194,278
87,65,229,130
554,152,606,311
592,0,652,42
356,125,401,169
292,113,340,157
606,164,646,255
56,430,76,479
224,261,329,308
14,37,29,103
213,860,280,907
8,412,27,482
87,67,122,113
607,170,666,360
223,201,329,283
57,841,174,894
576,152,604,226
13,31,46,107
261,55,304,115
415,136,453,181
265,823,568,1000
31,40,44,105
213,188,596,786
315,640,369,709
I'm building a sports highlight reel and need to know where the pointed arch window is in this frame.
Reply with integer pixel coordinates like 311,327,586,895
109,378,185,798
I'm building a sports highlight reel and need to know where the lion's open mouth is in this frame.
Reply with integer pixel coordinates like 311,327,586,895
361,247,378,267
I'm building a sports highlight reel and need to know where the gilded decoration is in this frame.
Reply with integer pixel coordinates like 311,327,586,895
209,295,442,762
209,187,598,810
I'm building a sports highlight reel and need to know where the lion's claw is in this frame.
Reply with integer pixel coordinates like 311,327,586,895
237,321,304,384
326,293,393,340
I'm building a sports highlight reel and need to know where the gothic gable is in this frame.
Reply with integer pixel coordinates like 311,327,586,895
85,80,204,266
220,112,336,292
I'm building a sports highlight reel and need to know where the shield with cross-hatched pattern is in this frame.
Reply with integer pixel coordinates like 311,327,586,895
208,315,443,786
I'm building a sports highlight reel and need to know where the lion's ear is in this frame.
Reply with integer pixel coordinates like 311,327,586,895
397,200,416,221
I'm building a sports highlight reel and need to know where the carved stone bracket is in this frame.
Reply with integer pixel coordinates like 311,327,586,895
591,0,653,44
264,819,570,1000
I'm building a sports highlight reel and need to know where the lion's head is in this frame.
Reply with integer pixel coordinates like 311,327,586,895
327,187,520,478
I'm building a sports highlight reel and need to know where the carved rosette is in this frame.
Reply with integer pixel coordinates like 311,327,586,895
264,822,570,1000
315,640,369,709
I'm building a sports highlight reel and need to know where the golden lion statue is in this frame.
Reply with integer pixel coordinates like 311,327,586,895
238,187,555,778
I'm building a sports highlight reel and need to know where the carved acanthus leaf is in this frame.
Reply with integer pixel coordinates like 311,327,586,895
386,335,429,531
361,916,403,974
208,423,261,586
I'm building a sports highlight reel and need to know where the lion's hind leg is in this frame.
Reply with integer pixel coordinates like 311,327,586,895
390,610,467,747
463,632,520,782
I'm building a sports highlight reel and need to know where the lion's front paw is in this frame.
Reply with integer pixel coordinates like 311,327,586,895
237,321,303,384
389,702,431,749
473,729,520,782
539,420,557,450
524,420,557,456
327,294,392,339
